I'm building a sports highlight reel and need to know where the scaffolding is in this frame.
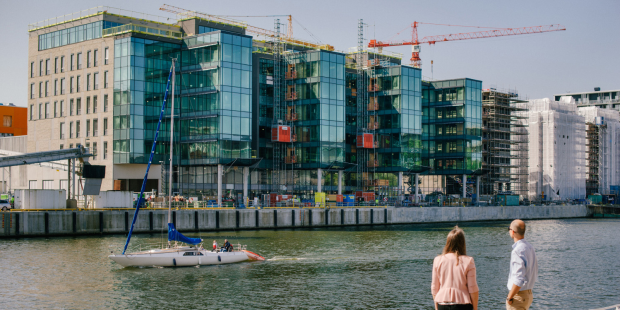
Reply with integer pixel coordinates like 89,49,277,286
481,89,529,197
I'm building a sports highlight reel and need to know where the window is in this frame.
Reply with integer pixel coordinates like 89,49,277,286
86,97,90,114
86,74,91,91
30,62,34,78
86,119,90,137
60,56,65,72
93,119,98,136
39,60,43,76
30,83,35,99
60,78,65,95
60,144,64,150
38,103,42,119
103,141,107,159
104,47,109,65
103,71,108,88
54,57,58,74
92,142,97,160
76,121,80,138
93,96,98,113
30,105,34,120
76,98,81,115
54,101,57,118
94,49,98,67
54,79,58,96
39,82,43,98
86,51,91,68
70,77,74,93
45,102,50,118
3,115,12,127
46,59,50,75
60,100,64,116
103,94,108,112
60,122,65,139
70,54,74,71
93,72,99,90
103,118,108,135
70,99,74,116
69,144,73,148
76,75,81,92
77,53,82,69
69,122,73,138
45,81,49,97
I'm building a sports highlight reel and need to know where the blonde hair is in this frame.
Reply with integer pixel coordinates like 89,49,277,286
442,226,467,265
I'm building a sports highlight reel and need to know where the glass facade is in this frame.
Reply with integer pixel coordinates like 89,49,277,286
422,78,483,175
38,20,123,51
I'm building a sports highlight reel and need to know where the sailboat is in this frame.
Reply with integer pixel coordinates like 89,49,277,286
109,59,264,268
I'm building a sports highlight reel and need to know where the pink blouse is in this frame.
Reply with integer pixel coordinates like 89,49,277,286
431,253,479,304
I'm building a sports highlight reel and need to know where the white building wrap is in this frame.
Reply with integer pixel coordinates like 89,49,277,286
526,97,586,200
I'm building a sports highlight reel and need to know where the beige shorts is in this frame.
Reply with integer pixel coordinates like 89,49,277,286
506,290,533,310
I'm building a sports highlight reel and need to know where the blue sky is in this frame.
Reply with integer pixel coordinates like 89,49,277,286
2,0,619,106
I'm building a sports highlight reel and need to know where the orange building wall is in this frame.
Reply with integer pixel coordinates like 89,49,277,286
0,105,28,136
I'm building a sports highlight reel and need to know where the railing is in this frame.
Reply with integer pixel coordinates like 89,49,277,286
286,113,298,121
286,92,297,100
285,71,297,79
367,103,379,111
285,156,297,164
102,24,183,40
368,123,379,130
368,84,380,92
368,160,379,167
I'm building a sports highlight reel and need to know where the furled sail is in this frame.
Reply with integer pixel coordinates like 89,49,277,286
168,223,202,245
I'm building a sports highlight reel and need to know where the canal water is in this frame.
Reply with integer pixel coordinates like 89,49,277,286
1,218,618,309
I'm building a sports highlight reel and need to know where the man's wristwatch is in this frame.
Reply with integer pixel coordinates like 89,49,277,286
507,297,514,303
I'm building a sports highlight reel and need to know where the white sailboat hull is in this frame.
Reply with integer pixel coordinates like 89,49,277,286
109,249,250,267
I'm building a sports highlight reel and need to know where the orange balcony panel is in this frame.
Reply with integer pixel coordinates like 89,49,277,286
286,92,298,100
285,71,297,79
285,156,297,164
286,113,298,121
367,160,379,168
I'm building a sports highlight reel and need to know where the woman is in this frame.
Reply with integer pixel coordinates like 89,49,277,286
431,226,479,310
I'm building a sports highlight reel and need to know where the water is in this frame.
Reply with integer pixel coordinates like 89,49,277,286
1,218,618,309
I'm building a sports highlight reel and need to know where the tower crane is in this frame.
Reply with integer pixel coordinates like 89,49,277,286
159,4,334,50
368,22,566,68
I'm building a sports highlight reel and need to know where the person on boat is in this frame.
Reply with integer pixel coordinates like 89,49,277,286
212,240,218,252
223,239,231,252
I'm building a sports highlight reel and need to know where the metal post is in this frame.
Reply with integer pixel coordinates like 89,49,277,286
168,59,176,223
476,175,480,206
2,167,4,194
243,167,249,203
414,173,419,204
67,159,71,199
317,168,322,193
72,159,76,199
337,170,343,195
217,164,223,207
8,166,11,196
398,171,403,200
462,174,467,199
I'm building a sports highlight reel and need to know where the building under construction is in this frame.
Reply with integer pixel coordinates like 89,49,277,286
481,89,529,197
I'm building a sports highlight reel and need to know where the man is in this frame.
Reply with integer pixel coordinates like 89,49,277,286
223,239,231,252
506,219,538,310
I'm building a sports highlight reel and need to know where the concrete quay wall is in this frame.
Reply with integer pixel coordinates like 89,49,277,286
0,205,589,238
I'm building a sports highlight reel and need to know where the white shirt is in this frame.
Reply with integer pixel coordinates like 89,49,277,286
508,239,538,291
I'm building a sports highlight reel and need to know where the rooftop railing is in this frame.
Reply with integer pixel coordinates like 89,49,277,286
102,24,183,40
28,6,174,32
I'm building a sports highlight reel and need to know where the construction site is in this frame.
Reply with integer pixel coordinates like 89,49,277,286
14,4,619,210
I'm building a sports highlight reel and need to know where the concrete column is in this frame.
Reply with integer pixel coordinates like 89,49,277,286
67,159,71,199
317,168,322,193
476,175,481,205
337,170,343,195
414,173,419,204
217,164,223,207
243,167,249,202
462,174,467,199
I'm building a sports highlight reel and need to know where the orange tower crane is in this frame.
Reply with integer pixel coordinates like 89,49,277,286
369,22,566,68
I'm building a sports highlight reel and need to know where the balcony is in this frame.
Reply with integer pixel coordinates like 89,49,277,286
367,160,379,168
286,113,298,121
285,71,297,79
368,84,380,92
291,134,297,142
286,92,298,101
285,156,297,164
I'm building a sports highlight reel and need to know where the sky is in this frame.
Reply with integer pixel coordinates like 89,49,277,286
1,0,619,107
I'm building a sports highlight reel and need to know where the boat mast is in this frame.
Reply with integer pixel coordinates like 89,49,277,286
168,58,176,224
